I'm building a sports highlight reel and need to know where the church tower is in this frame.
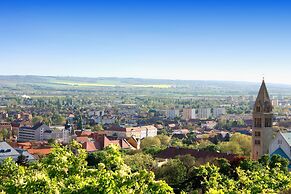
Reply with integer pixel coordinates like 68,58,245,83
252,80,273,160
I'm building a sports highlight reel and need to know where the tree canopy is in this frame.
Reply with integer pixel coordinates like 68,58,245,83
0,141,173,194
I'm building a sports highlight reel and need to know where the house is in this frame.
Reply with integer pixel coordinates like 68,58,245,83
269,132,291,168
0,141,20,161
18,122,51,142
0,141,35,162
18,122,70,143
81,133,139,152
172,129,189,139
105,125,157,139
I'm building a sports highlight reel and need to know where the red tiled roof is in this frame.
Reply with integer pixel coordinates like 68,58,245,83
27,148,51,155
82,142,100,152
75,130,92,137
76,136,90,143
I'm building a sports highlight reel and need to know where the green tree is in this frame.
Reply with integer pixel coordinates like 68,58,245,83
51,114,66,125
32,116,44,125
0,128,9,141
141,136,161,149
92,124,104,131
0,142,173,193
218,133,251,157
156,159,187,186
218,141,242,155
156,135,171,146
175,154,196,171
124,152,157,172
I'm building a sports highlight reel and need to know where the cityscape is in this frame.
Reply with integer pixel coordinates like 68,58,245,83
1,0,291,194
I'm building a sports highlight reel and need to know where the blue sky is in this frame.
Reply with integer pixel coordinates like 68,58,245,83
0,0,291,83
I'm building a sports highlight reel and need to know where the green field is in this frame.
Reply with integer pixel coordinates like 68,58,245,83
54,81,172,88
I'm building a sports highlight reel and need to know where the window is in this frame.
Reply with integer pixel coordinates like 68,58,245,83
255,140,261,145
265,118,272,127
256,106,261,112
254,118,262,127
254,131,261,137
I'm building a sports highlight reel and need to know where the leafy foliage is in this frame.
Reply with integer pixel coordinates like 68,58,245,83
218,133,251,157
0,141,173,194
141,137,162,149
124,152,157,172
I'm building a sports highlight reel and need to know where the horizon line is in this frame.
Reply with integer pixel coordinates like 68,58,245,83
1,74,290,86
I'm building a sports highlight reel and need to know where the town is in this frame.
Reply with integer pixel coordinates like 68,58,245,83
1,0,291,193
1,76,291,193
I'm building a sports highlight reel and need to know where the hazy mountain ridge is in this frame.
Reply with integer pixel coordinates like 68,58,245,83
0,75,290,96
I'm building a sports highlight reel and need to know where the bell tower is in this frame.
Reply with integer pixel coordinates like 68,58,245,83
252,80,273,160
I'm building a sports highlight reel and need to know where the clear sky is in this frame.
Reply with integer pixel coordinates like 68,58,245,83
0,0,291,84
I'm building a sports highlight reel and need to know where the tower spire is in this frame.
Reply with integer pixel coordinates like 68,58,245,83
252,80,273,160
255,79,271,110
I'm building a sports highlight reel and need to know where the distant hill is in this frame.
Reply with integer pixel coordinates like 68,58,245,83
0,75,291,96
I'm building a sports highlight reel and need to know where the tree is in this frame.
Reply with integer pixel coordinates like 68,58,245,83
218,133,251,157
92,124,104,131
155,159,187,186
32,116,44,125
0,142,173,193
124,152,157,172
51,114,66,125
16,153,28,166
218,141,242,155
156,135,171,146
203,144,220,152
141,137,161,149
0,128,9,141
175,154,196,171
269,154,289,172
230,133,251,156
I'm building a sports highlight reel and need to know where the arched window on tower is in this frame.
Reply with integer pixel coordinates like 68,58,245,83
265,118,272,127
254,118,262,127
256,105,261,112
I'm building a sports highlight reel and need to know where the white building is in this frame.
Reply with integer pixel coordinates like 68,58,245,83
105,125,157,139
43,127,71,144
18,123,50,142
269,132,291,168
213,108,226,118
182,108,196,120
166,109,180,119
197,108,212,119
18,123,70,143
0,142,35,162
271,99,279,107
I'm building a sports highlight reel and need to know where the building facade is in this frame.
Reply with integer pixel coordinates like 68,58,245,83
166,109,180,119
252,80,273,160
18,123,50,142
197,108,211,119
213,108,226,118
105,125,157,139
269,131,291,169
182,108,196,120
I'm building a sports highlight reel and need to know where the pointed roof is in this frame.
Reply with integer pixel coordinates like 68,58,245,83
256,80,270,102
254,80,272,112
